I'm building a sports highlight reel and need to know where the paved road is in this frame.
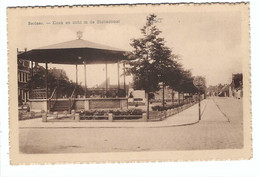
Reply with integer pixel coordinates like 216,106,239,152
19,97,243,153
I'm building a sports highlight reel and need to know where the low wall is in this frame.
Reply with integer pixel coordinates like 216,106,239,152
29,99,48,112
121,99,128,109
75,100,85,110
89,99,120,109
29,98,128,112
43,112,147,122
74,98,128,110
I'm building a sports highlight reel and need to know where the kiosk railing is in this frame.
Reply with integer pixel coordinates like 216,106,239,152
69,86,76,112
49,87,58,110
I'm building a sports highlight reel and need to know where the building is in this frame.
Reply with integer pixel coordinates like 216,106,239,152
206,73,243,99
152,83,184,104
218,84,230,97
128,88,146,103
153,86,180,102
230,73,243,99
17,49,31,105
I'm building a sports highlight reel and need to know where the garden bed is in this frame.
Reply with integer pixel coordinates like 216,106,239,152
19,111,42,120
151,101,196,111
79,108,144,121
113,115,142,120
128,102,146,106
149,102,197,121
48,114,75,121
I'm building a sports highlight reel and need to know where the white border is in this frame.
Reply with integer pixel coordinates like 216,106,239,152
1,0,259,177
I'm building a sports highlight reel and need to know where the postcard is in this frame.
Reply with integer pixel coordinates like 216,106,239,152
7,3,251,164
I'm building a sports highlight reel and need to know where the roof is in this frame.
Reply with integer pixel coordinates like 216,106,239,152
221,84,230,92
18,39,128,65
38,39,125,51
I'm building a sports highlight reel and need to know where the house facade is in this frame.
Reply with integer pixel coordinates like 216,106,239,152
17,49,31,105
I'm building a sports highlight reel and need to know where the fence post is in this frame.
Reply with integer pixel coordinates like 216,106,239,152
75,113,80,122
174,108,178,115
108,113,113,122
19,112,23,120
42,112,47,122
161,110,166,119
63,111,68,117
71,110,75,119
171,109,174,115
30,111,35,119
53,112,58,119
142,113,147,122
167,110,170,117
159,112,163,121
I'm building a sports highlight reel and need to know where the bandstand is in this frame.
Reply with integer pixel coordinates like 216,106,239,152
18,32,129,112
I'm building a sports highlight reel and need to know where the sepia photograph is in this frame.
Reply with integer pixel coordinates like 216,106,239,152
7,3,251,164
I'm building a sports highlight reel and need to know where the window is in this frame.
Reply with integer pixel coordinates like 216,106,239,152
22,72,25,82
27,73,29,82
24,73,27,82
19,72,22,82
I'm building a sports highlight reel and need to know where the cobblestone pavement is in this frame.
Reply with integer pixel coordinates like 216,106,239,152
19,97,243,153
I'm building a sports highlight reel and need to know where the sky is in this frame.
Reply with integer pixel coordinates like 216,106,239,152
16,11,243,87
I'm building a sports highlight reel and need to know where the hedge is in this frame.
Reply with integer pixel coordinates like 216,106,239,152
151,103,185,111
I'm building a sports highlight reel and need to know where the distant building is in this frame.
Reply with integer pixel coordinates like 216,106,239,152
128,89,146,103
230,73,243,99
207,73,243,99
17,49,31,105
153,85,179,102
218,84,230,97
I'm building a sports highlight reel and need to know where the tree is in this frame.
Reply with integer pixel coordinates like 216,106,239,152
26,65,45,89
232,73,243,90
26,65,83,98
165,57,183,105
168,66,204,104
126,14,178,117
180,70,200,94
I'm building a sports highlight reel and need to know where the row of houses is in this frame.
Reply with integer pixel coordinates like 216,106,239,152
207,73,243,99
17,49,31,105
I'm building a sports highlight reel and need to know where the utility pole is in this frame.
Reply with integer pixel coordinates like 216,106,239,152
198,92,201,121
193,76,205,121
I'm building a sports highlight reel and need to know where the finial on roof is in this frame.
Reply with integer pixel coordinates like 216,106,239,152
77,31,83,39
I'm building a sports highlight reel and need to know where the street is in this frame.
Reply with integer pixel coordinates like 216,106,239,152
19,97,243,153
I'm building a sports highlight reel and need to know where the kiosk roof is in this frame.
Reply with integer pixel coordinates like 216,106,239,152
18,39,128,64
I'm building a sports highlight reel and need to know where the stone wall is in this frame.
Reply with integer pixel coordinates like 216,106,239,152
29,100,47,112
89,99,120,109
75,100,84,110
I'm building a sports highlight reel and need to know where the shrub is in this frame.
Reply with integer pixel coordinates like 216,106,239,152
129,108,143,115
80,108,144,117
151,103,187,111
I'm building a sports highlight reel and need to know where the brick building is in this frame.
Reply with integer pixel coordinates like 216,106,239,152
17,49,31,105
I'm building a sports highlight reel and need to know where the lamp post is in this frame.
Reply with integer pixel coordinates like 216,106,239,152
193,76,206,121
84,61,87,97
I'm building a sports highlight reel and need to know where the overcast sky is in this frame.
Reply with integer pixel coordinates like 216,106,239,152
16,11,243,87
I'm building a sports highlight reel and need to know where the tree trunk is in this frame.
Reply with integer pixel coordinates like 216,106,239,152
162,83,165,109
146,92,149,120
182,92,184,104
172,89,174,106
178,92,180,105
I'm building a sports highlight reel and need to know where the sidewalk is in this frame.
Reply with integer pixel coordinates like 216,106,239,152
19,100,208,128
